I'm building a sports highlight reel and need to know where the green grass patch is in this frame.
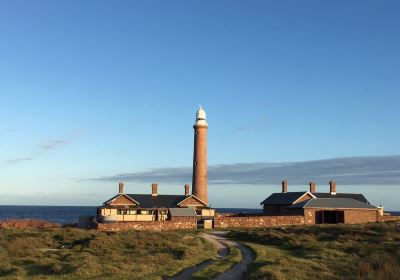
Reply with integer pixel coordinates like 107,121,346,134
191,244,241,280
226,221,400,280
0,227,218,280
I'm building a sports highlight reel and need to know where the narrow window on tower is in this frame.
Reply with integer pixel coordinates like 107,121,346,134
194,161,197,165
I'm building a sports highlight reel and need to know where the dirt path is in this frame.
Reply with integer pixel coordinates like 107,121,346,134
165,231,254,280
208,232,255,280
164,233,228,280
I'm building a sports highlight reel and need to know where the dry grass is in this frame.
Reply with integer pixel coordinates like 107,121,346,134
0,227,217,280
226,221,400,280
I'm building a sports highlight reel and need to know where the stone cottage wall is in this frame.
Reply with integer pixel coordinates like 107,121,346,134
96,217,196,231
214,213,304,228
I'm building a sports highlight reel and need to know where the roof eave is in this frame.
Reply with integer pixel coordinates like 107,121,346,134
304,207,378,210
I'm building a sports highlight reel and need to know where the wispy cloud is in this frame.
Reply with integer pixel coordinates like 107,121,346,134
233,117,268,131
234,125,259,131
7,157,35,164
5,134,75,165
40,139,69,150
92,155,400,185
1,129,14,134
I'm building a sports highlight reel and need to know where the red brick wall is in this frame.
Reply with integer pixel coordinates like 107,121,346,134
214,214,304,228
344,209,379,224
96,217,196,231
304,209,380,225
192,125,208,204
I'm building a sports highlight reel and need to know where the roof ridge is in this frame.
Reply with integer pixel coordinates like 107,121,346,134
316,197,360,200
126,194,185,196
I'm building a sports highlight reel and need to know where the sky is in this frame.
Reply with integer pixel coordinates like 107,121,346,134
0,1,399,209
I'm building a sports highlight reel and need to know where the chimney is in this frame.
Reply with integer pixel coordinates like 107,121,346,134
282,180,288,193
329,180,337,195
184,184,190,196
151,183,158,196
118,182,124,194
309,181,316,193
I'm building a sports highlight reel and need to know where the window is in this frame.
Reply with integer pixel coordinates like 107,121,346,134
118,209,135,215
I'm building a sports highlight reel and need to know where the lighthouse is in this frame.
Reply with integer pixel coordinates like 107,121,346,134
192,106,208,205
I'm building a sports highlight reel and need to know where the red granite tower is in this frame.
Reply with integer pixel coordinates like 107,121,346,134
192,106,208,205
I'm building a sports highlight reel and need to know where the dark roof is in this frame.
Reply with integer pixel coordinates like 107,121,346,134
288,198,377,210
312,193,369,204
260,192,309,205
261,191,370,206
169,208,197,217
126,194,187,208
103,193,207,208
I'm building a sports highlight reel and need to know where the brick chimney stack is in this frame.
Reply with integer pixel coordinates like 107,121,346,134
184,184,190,196
118,182,124,194
309,181,316,193
282,180,288,193
151,183,158,196
329,180,337,195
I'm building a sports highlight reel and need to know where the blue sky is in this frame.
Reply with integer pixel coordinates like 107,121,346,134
0,1,399,209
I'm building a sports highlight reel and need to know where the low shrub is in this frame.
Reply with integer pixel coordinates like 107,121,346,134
228,222,400,280
0,227,217,280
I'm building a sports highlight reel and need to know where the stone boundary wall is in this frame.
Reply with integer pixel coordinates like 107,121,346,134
0,219,60,229
214,214,305,228
379,215,400,222
96,217,197,231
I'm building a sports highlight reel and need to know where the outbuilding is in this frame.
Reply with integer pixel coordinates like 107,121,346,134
260,180,381,225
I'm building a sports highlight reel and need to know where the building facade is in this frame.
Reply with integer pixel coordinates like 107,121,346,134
97,182,214,224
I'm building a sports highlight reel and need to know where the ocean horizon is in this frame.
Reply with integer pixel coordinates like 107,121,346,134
0,205,398,225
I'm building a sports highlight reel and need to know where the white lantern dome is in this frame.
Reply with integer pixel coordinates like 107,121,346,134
195,105,208,126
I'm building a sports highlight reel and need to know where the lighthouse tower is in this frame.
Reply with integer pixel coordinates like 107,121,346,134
192,106,208,205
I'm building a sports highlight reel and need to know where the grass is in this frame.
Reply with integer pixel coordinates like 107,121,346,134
226,221,400,280
0,227,217,280
190,244,241,279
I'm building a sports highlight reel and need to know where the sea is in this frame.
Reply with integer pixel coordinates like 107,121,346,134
0,206,265,224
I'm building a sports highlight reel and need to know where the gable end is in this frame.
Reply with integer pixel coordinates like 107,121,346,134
177,195,207,207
